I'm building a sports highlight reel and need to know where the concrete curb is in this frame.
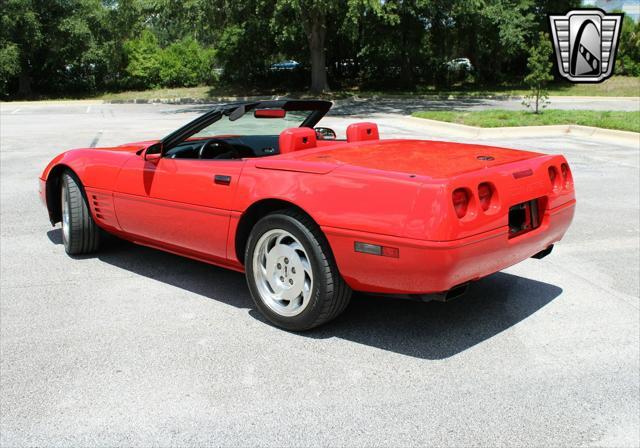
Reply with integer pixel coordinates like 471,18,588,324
104,94,514,104
405,116,640,146
103,94,640,104
107,95,291,104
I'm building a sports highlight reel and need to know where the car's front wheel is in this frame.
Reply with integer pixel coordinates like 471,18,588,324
245,210,352,331
60,172,100,255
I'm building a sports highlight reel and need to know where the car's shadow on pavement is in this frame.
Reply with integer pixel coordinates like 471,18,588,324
48,229,562,360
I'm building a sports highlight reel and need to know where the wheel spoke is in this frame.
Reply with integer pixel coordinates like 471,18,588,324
275,233,288,247
300,257,312,276
286,295,302,310
260,253,268,272
289,241,304,253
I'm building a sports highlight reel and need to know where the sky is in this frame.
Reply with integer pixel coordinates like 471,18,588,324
582,0,640,21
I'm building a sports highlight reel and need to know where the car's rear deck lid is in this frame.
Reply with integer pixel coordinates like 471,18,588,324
298,139,542,178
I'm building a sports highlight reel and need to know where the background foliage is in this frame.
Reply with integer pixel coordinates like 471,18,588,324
523,32,554,113
1,0,637,98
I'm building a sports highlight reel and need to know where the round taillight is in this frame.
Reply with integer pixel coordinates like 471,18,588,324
452,188,470,218
548,166,559,189
478,183,493,211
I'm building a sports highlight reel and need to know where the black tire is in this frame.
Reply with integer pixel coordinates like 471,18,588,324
60,172,100,255
245,210,352,331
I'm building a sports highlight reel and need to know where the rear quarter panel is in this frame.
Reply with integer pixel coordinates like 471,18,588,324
233,162,425,238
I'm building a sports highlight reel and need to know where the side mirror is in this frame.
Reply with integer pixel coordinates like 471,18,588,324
229,104,245,121
315,127,337,140
144,143,162,163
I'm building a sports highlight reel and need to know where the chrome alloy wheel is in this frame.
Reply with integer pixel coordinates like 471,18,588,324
61,181,70,244
251,229,313,317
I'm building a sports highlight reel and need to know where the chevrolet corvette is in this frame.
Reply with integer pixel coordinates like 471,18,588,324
40,100,575,330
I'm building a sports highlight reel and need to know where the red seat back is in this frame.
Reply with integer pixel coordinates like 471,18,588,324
346,122,379,142
278,127,317,154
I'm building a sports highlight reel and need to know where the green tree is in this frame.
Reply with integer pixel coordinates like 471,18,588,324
1,0,111,96
101,0,155,90
0,0,604,98
1,0,43,96
203,0,277,86
615,15,640,77
354,0,430,88
123,30,162,88
0,44,20,96
158,38,215,87
523,32,553,113
146,0,206,45
451,0,535,84
274,0,340,93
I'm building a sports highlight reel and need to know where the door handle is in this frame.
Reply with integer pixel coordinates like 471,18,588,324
214,174,232,186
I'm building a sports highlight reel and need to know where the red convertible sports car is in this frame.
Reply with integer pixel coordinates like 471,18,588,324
40,100,575,330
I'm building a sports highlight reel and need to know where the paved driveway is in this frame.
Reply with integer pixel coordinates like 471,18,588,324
1,103,638,446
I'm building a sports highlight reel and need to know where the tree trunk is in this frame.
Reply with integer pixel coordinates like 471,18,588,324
18,71,32,97
307,13,328,94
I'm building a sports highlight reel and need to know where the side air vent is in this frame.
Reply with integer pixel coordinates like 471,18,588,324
89,192,118,227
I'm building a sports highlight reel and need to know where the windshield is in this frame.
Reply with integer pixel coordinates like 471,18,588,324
192,110,313,138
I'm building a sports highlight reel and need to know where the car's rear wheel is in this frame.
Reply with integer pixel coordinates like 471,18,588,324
61,172,100,255
245,210,352,331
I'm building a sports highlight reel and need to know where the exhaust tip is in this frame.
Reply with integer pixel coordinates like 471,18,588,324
532,244,554,260
419,282,470,302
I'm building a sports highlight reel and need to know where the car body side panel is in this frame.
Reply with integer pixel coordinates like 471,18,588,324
39,147,139,228
85,187,121,231
232,162,424,239
40,148,139,190
112,157,245,261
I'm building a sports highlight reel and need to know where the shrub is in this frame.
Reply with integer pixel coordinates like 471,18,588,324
123,32,215,89
158,38,215,87
123,30,162,89
615,16,640,77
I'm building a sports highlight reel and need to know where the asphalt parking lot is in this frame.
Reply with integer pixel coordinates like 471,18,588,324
1,102,639,446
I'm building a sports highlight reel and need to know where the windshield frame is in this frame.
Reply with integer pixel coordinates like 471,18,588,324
157,100,331,155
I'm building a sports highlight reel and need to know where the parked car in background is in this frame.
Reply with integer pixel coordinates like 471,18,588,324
270,60,301,71
446,57,473,72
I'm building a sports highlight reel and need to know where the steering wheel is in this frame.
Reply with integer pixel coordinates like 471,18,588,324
197,138,239,160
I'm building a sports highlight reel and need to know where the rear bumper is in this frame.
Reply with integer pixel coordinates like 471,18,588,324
323,199,575,294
